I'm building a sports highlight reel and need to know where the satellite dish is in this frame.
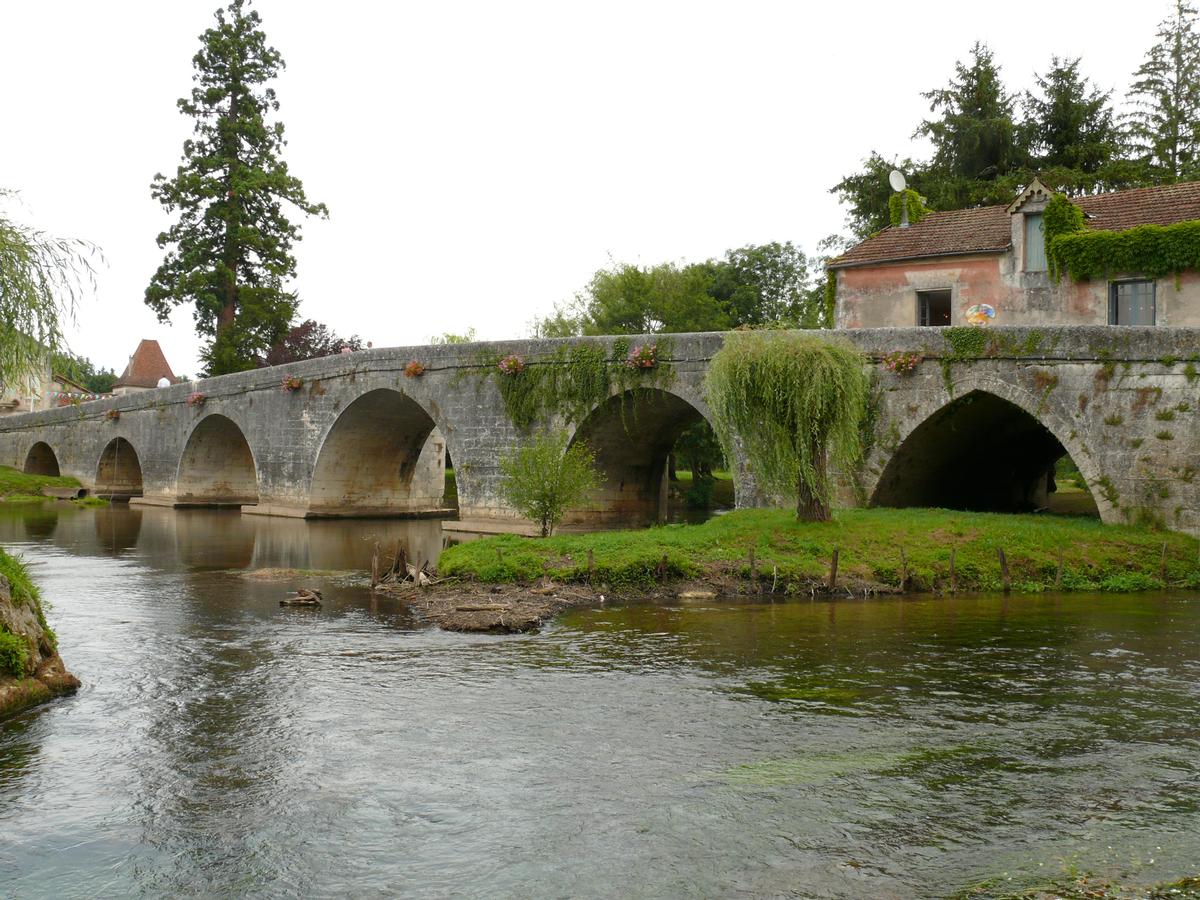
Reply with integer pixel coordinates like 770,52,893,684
156,377,171,389
888,169,907,192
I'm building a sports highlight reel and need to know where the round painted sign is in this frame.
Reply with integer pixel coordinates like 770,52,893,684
964,303,996,326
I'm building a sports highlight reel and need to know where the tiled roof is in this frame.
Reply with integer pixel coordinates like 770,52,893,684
829,180,1200,269
829,206,1012,268
1075,181,1200,230
114,339,177,389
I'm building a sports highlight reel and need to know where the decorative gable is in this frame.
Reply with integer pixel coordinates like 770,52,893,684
1007,177,1053,214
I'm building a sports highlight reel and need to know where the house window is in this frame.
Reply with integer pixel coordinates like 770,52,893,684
917,290,952,326
1109,280,1156,325
1024,212,1046,272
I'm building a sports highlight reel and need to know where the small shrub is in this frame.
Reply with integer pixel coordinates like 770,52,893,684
0,628,28,678
1103,413,1123,426
498,429,600,537
404,360,426,378
1155,408,1176,421
1156,430,1175,440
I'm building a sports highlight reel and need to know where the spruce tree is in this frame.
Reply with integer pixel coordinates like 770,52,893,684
916,42,1025,209
146,0,326,376
1023,57,1120,178
1126,0,1200,181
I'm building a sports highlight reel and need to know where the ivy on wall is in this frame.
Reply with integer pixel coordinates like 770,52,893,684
473,338,676,431
1045,190,1200,282
887,189,930,228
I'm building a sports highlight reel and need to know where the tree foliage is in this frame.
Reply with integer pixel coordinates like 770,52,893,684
52,352,117,394
1126,0,1200,181
916,42,1025,210
534,242,828,338
0,191,95,390
1022,56,1121,176
498,429,601,537
832,30,1200,238
705,332,868,521
146,0,327,376
260,319,361,366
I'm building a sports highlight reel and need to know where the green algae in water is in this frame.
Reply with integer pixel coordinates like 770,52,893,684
718,748,913,786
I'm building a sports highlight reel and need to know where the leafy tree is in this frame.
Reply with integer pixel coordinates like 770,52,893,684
917,42,1026,210
707,242,825,328
146,0,327,377
260,319,361,366
1126,0,1200,181
498,429,601,537
0,191,95,389
52,352,117,394
431,328,478,344
706,331,868,521
1022,58,1119,174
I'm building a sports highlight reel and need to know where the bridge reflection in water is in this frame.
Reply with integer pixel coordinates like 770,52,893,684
0,504,451,575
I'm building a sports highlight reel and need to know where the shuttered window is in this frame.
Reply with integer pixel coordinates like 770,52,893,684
1024,213,1047,272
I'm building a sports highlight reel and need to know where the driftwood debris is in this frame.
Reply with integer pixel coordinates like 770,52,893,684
374,543,442,590
281,589,323,607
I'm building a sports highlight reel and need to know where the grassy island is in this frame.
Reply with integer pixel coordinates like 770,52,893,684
438,508,1200,595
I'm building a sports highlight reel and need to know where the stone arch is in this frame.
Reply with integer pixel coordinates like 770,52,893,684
567,387,712,526
176,414,259,507
869,377,1108,518
23,441,60,476
96,437,144,500
308,388,448,516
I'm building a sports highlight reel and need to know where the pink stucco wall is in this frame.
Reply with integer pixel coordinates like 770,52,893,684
835,253,1200,329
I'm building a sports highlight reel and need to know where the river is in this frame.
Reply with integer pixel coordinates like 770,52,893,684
1,503,1199,898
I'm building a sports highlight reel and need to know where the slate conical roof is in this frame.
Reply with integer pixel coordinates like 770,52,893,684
113,339,177,389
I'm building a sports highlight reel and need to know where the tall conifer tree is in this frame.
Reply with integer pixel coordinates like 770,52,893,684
916,42,1024,209
1023,58,1120,175
1126,0,1200,181
146,0,326,376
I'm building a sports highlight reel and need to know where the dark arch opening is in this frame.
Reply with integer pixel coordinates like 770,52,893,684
309,389,447,516
96,437,144,501
871,390,1097,516
23,442,60,477
567,388,707,527
177,414,259,507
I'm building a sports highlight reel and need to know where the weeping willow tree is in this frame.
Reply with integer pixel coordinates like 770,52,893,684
705,331,868,521
0,192,94,390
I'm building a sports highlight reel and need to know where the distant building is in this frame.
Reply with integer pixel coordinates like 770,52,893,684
0,365,97,416
113,340,178,395
830,179,1200,328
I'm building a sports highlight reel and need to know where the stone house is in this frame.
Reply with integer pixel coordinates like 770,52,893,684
113,339,179,395
830,178,1200,328
0,365,96,416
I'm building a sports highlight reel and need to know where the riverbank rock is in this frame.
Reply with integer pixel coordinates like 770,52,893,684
0,573,79,721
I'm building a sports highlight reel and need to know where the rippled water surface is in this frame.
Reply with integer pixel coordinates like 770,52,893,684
2,504,1200,898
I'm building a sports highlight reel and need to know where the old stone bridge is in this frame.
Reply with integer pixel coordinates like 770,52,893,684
1,326,1197,533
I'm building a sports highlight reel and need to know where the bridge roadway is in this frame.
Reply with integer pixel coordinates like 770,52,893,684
0,327,1197,534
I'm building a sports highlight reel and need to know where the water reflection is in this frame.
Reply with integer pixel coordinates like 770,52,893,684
1,505,1200,897
0,504,450,575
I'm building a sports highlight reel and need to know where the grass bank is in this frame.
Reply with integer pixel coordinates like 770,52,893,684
438,508,1200,594
0,548,78,719
0,465,103,507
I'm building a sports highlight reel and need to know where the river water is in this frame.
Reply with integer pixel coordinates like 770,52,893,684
1,504,1199,898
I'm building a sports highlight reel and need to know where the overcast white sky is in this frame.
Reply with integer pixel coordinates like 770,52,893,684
0,0,1173,377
